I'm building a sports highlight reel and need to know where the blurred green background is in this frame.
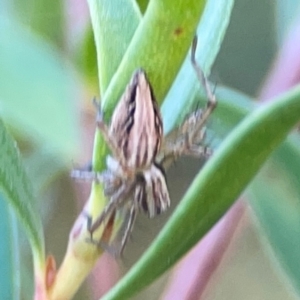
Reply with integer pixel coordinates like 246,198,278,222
1,0,300,299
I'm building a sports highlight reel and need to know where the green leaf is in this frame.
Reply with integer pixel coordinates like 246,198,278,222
89,0,207,171
248,135,300,295
0,119,45,268
168,78,300,296
87,0,142,94
87,0,142,170
136,0,149,13
0,16,80,159
76,25,99,90
0,197,20,300
12,0,65,47
99,0,207,114
275,0,300,44
212,85,300,296
102,85,300,300
162,0,235,133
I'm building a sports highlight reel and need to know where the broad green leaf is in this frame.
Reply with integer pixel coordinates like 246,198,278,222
0,119,45,268
0,197,20,300
102,85,300,300
0,16,80,159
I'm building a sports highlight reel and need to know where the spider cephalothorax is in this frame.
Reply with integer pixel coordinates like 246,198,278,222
95,69,171,218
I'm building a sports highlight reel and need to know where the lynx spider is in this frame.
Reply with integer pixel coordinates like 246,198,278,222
72,36,217,255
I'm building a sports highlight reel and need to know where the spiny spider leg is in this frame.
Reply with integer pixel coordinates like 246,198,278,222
118,202,138,256
86,189,139,257
82,211,93,241
70,169,107,183
88,178,136,236
190,36,217,139
187,144,212,158
93,98,125,161
160,35,217,166
71,167,123,197
85,211,122,257
87,211,136,258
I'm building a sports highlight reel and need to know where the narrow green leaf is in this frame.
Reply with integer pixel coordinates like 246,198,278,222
162,0,235,133
76,25,99,90
102,86,300,300
90,0,207,171
136,0,148,13
168,80,300,296
87,0,142,170
100,0,207,115
214,86,300,297
0,119,45,267
87,0,142,93
0,197,20,300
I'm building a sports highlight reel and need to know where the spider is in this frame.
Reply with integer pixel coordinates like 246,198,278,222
72,36,217,255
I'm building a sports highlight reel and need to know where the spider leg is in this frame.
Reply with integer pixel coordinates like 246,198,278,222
159,36,217,166
118,202,138,256
93,98,125,160
88,178,135,236
87,201,138,257
142,164,170,218
85,211,121,257
71,168,124,197
184,144,212,158
190,36,217,136
70,169,107,183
